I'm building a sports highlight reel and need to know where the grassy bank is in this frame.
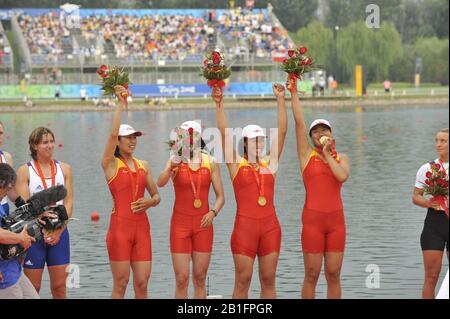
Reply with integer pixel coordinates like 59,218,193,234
0,94,448,113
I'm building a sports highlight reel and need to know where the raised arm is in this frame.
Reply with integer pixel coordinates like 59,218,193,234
290,89,312,168
269,84,288,168
212,88,239,176
101,86,127,177
157,158,180,188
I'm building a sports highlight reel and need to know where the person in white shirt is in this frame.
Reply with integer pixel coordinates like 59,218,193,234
412,128,449,299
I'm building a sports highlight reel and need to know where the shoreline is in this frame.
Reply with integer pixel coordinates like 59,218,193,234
0,96,448,113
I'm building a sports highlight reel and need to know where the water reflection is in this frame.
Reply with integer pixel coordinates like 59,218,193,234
0,105,448,299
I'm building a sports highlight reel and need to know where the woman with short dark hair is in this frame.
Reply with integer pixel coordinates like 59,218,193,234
412,128,449,299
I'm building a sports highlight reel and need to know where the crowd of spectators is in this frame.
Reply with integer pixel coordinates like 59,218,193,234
217,7,292,60
0,31,12,65
18,12,69,56
16,8,292,64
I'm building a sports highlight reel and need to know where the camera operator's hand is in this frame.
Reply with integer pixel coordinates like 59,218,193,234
37,211,58,226
43,227,64,246
131,197,153,213
19,225,36,250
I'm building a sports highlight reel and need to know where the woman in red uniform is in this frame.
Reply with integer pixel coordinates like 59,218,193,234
157,120,224,299
213,84,287,299
101,86,160,299
288,79,350,299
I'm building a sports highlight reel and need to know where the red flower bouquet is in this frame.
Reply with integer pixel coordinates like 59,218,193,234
201,51,231,104
98,64,132,111
281,46,316,93
423,162,449,217
166,127,195,163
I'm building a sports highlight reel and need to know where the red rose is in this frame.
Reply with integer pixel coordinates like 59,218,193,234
305,58,312,65
426,172,432,178
101,73,108,79
97,69,104,76
188,127,194,135
435,163,441,170
100,64,108,71
282,58,287,63
213,66,221,72
288,50,295,57
212,51,221,64
299,47,307,55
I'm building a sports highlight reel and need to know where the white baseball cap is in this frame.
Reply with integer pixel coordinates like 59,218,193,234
180,120,202,134
242,125,266,139
119,124,143,137
309,119,332,135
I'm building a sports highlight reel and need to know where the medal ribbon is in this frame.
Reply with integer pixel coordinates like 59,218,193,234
120,157,140,202
34,160,56,189
187,153,202,203
249,160,265,199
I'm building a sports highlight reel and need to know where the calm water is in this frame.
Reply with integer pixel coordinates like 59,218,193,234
1,104,448,299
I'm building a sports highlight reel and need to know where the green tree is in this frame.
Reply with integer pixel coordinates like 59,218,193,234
422,0,449,38
414,37,449,84
336,21,402,83
271,0,319,32
371,22,403,81
293,20,333,69
389,43,415,82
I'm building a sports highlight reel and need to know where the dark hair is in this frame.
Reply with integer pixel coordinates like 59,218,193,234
200,138,207,152
29,127,55,160
114,142,121,158
0,163,16,189
243,137,248,158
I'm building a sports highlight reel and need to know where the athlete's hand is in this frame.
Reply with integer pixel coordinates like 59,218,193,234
19,225,36,250
169,155,182,171
273,83,286,98
43,227,64,246
131,197,152,213
211,86,223,104
200,211,215,228
114,85,128,104
427,199,444,211
322,137,334,157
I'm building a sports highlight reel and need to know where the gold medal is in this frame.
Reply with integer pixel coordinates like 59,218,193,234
194,199,202,209
258,196,267,207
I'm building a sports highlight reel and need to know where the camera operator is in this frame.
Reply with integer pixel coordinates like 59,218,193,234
0,163,39,299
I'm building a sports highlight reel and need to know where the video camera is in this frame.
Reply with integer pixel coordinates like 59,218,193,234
0,185,68,260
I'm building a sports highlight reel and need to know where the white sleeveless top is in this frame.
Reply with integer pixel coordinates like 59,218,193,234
27,160,65,205
0,150,9,206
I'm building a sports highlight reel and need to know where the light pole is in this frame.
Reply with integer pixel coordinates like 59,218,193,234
333,25,339,80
